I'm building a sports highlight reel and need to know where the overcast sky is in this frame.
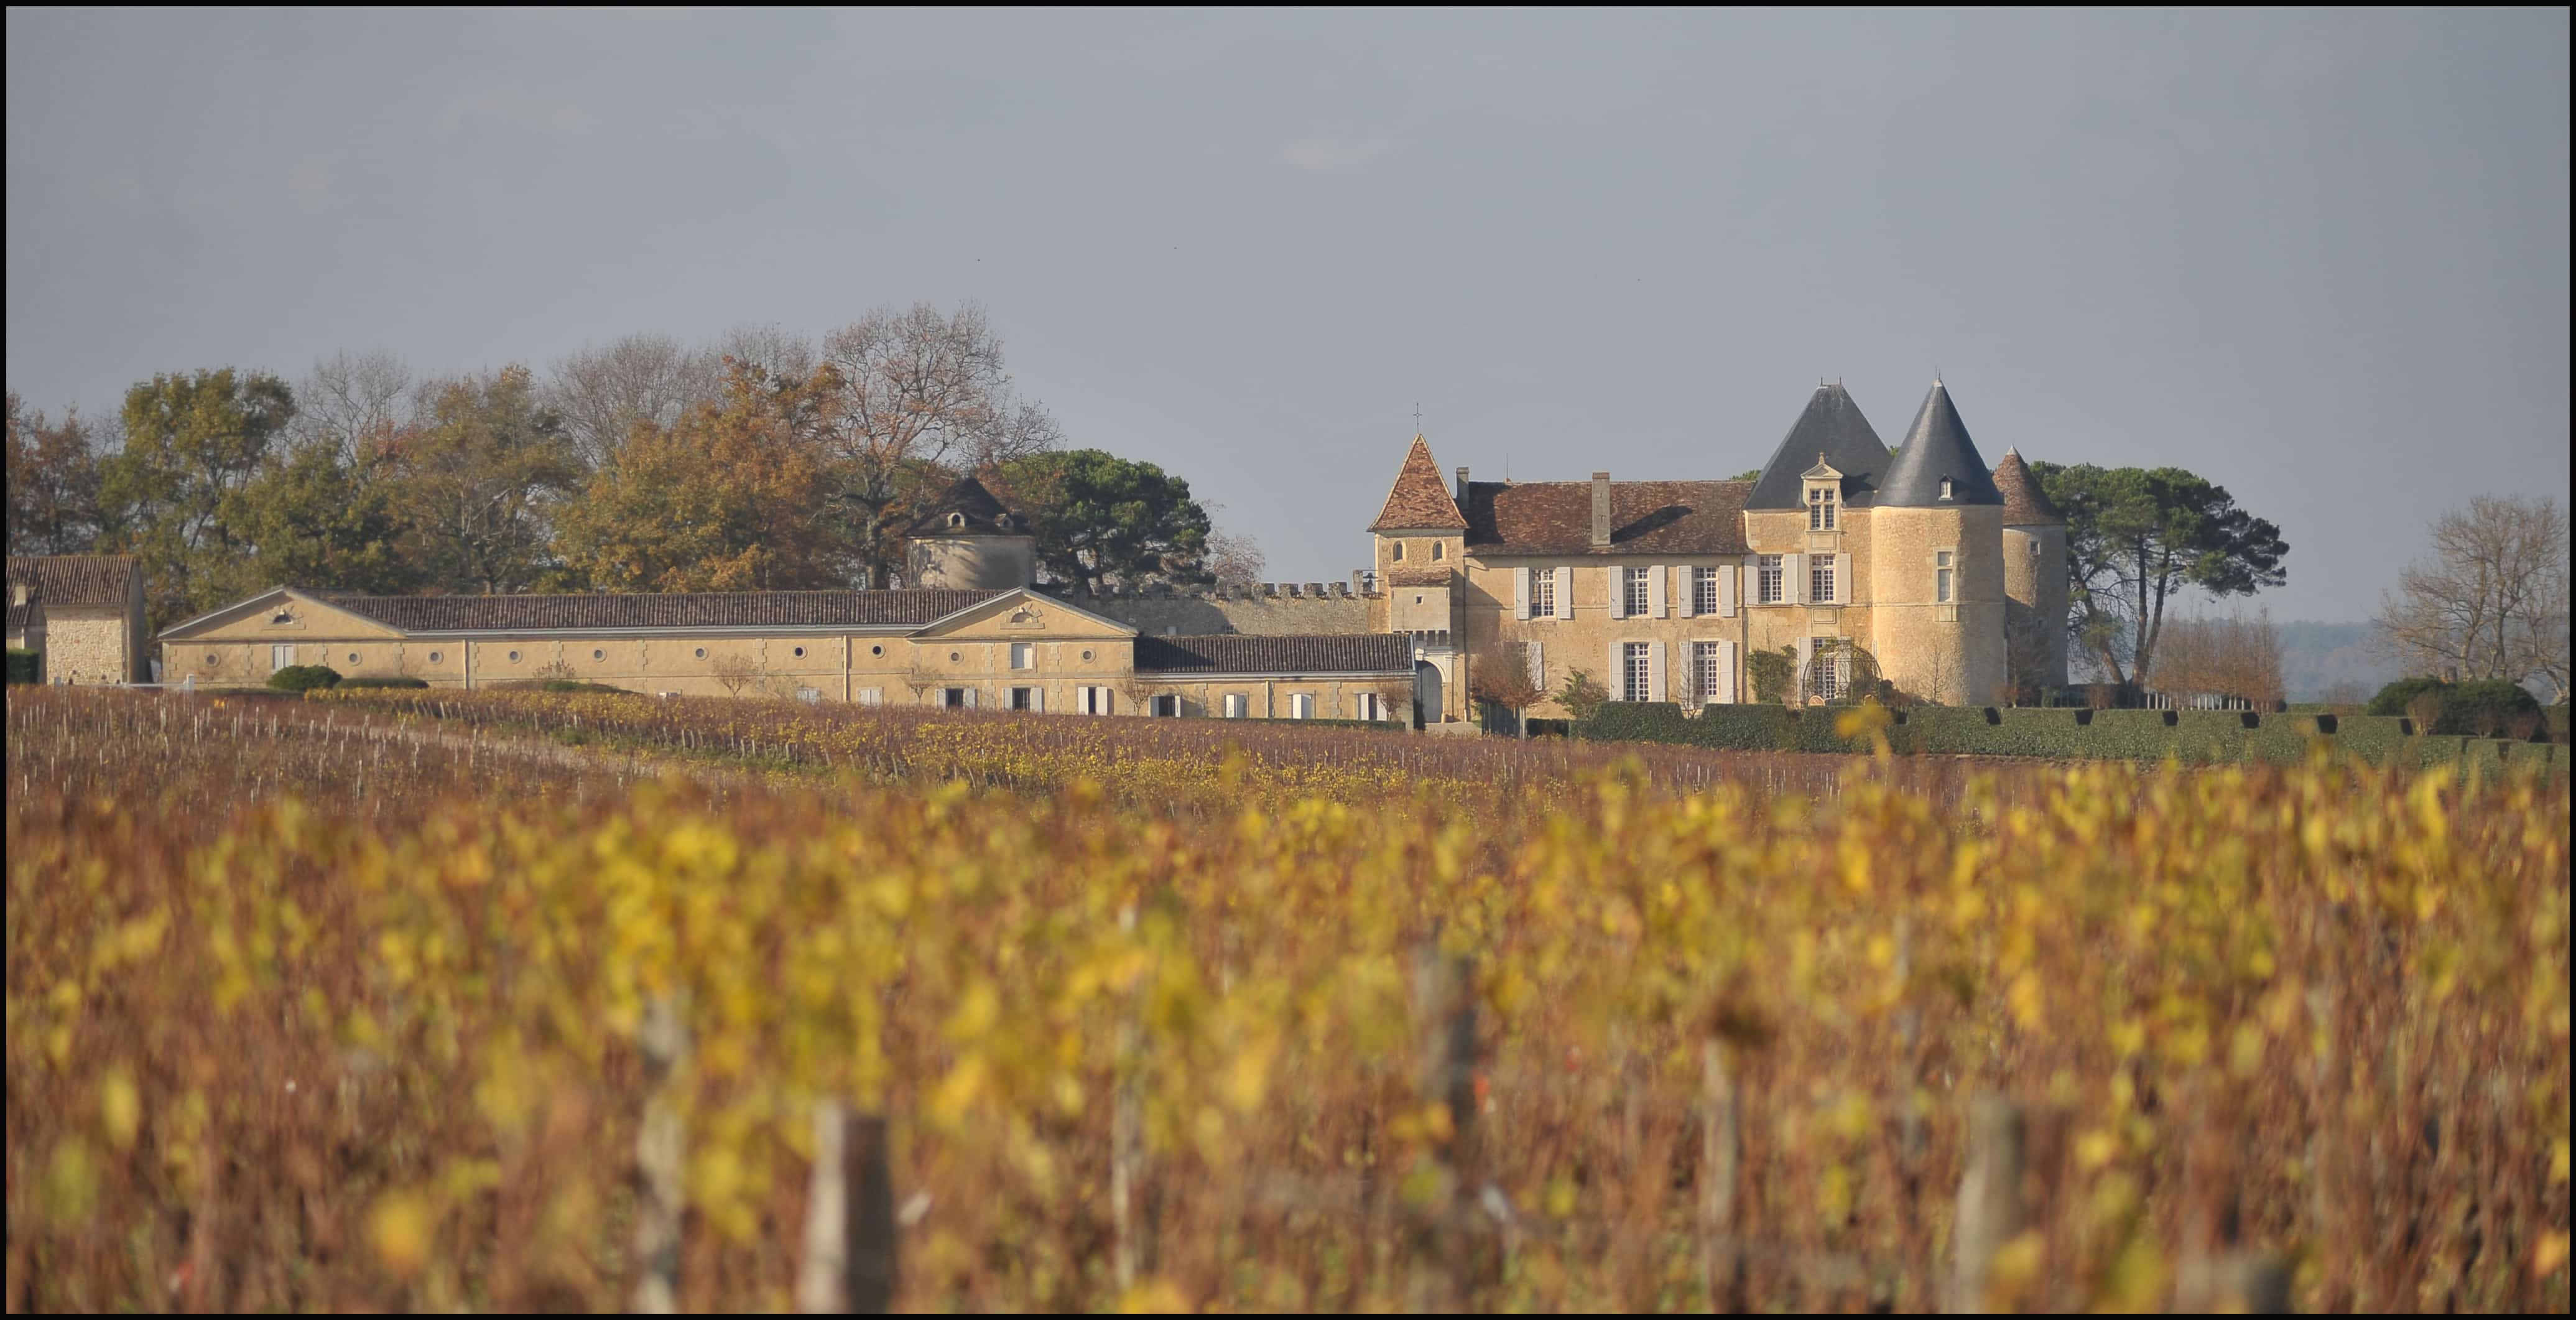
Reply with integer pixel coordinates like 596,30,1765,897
7,7,2566,620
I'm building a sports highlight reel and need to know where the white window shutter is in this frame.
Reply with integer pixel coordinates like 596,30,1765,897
1514,567,1532,621
1607,566,1626,619
1526,641,1544,689
1648,641,1667,702
1833,552,1850,605
1647,565,1666,618
1550,567,1571,618
1679,566,1698,618
1795,635,1814,700
1031,688,1045,713
1718,564,1737,618
1717,639,1738,704
1608,642,1624,700
964,687,979,709
1788,553,1807,605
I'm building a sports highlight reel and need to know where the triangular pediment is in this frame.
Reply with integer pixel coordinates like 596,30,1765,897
911,587,1139,639
156,587,410,642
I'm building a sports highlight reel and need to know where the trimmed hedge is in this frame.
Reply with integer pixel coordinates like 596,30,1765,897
337,676,430,690
2365,677,2545,736
6,649,39,684
1568,700,2559,773
267,664,342,693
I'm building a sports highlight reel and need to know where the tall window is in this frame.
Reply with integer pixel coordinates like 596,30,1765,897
1290,693,1314,720
1693,641,1721,704
1529,569,1557,617
1623,565,1650,616
943,687,968,709
1810,555,1837,604
1010,642,1034,670
1430,542,1443,561
1623,642,1652,702
1811,640,1840,702
1009,687,1037,711
1356,692,1382,721
1935,550,1954,604
1692,566,1719,615
1808,486,1838,530
1392,542,1405,561
1758,555,1785,604
1152,694,1182,717
1223,692,1247,718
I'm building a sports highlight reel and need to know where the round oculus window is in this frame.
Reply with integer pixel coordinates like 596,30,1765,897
206,653,220,664
949,651,961,662
428,651,443,664
507,650,522,663
1082,649,1094,661
593,649,606,661
694,648,708,659
870,644,884,657
792,646,805,658
347,653,359,664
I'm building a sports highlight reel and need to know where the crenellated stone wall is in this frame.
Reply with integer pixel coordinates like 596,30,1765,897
1058,579,1381,636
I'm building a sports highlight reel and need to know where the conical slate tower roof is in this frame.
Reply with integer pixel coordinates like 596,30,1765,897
908,473,1024,536
1880,381,2004,508
1369,435,1468,531
1745,383,1894,509
1990,449,2063,526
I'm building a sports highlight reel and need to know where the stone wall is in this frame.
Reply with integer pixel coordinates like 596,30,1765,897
42,607,135,684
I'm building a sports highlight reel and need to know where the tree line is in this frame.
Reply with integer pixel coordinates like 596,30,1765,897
5,302,1263,628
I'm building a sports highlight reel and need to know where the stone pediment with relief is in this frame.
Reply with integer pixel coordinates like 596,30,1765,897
915,588,1138,641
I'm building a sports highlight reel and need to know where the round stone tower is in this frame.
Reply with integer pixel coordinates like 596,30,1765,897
1869,380,2007,705
906,475,1037,590
1992,449,2069,692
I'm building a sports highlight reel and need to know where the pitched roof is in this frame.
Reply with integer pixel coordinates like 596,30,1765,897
6,600,39,633
1880,381,2004,508
1745,384,1894,509
1134,633,1413,676
1990,449,2063,526
323,588,1008,633
907,475,1024,536
6,554,138,607
1368,436,1468,531
1463,480,1751,556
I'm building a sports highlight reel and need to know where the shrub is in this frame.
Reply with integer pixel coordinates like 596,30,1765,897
2441,679,2542,737
5,649,39,684
2367,677,2452,718
1556,669,1610,723
338,676,430,690
267,664,341,693
1746,646,1797,705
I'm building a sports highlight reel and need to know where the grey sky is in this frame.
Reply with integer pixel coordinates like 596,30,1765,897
7,7,2566,621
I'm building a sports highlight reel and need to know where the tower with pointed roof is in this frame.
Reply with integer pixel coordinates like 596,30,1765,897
1369,434,1468,636
1992,447,2069,690
906,474,1037,590
1864,379,2006,703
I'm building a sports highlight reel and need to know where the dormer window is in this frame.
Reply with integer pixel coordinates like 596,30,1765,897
947,513,966,529
1807,485,1838,530
996,514,1011,530
271,610,295,625
1939,478,1954,501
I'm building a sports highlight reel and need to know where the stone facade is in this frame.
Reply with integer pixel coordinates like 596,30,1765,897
1070,582,1379,638
7,556,149,684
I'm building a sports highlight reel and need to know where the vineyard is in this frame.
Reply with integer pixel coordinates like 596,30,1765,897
5,687,2570,1312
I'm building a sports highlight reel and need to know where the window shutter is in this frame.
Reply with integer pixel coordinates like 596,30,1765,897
1526,641,1544,689
1648,565,1666,618
1031,688,1045,713
1514,567,1532,621
1833,552,1850,605
964,687,979,709
1607,567,1626,619
1553,567,1573,618
1795,635,1814,700
1608,642,1624,700
1717,639,1738,705
1648,641,1667,702
1679,566,1698,618
1787,553,1807,605
1718,563,1737,618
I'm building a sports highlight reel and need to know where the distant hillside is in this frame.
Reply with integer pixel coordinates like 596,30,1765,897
2276,620,2398,703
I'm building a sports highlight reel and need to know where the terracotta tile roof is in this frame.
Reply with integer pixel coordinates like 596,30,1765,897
1384,567,1456,588
1463,480,1751,556
1134,633,1412,676
6,555,138,607
327,589,1007,633
1990,450,2064,526
1368,436,1467,531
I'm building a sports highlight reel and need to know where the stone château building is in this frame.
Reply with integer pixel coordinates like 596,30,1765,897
152,378,2062,727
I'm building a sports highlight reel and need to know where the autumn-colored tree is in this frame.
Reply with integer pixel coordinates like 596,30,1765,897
5,393,103,556
552,360,847,592
1468,639,1544,736
377,366,579,596
98,368,296,623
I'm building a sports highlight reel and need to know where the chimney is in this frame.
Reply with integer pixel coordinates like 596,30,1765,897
1455,465,1470,506
1590,472,1613,547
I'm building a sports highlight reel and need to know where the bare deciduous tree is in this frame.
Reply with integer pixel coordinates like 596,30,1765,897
1204,526,1267,590
711,652,762,699
290,351,416,462
817,302,1063,588
2150,611,2285,709
2373,496,2569,702
546,333,726,469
